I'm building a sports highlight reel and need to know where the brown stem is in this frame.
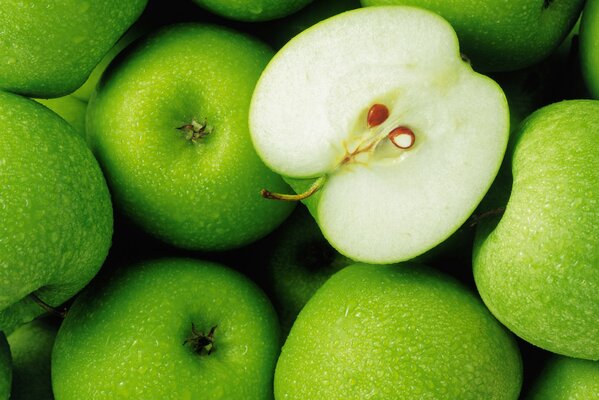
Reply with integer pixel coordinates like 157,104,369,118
29,293,67,319
468,207,506,228
261,176,326,202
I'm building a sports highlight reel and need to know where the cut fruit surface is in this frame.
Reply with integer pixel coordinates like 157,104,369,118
250,6,509,263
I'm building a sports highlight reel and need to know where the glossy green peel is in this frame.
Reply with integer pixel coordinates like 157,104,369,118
191,0,315,21
474,100,599,360
0,91,113,333
275,264,522,399
0,0,147,97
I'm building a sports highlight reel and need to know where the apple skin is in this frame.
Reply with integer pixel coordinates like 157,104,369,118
0,0,148,98
7,318,58,400
191,0,315,21
275,263,522,399
0,333,10,400
473,100,599,360
526,356,599,399
580,0,599,98
361,0,585,72
0,91,113,334
34,96,87,138
264,206,352,334
52,258,280,399
87,23,294,251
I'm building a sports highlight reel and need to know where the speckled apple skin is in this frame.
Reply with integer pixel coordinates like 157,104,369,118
191,0,314,21
52,258,280,400
474,100,599,360
0,0,147,98
0,91,113,333
275,263,522,399
527,356,599,399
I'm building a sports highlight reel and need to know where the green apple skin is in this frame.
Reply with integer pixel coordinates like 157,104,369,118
34,96,88,138
527,356,599,399
7,319,58,400
71,22,148,102
580,0,599,98
473,100,599,360
0,0,148,98
265,0,362,49
361,0,584,72
87,24,293,251
191,0,315,21
52,258,280,399
0,91,113,333
265,206,352,334
275,263,522,399
0,334,10,400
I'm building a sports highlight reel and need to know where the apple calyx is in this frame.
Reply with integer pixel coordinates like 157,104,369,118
177,118,213,143
29,293,67,318
261,103,417,201
184,323,217,355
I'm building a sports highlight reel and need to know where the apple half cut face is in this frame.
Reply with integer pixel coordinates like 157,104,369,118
250,6,509,264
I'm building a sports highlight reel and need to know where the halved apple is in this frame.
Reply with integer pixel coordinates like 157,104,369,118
250,6,509,264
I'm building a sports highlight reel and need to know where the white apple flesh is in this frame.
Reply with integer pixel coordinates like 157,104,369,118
250,6,509,263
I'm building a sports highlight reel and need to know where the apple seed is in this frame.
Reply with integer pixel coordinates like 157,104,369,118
367,103,389,127
388,126,415,149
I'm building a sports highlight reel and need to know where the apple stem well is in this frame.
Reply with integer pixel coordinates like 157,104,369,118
177,118,213,142
29,293,67,319
184,324,217,356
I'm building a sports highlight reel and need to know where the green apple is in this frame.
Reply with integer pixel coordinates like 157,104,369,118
190,0,315,21
580,0,599,98
87,23,294,251
473,100,599,360
34,96,87,138
7,318,58,400
275,263,522,399
52,258,280,399
527,356,599,399
265,206,352,334
0,91,113,333
0,0,148,98
0,334,10,400
250,6,509,264
361,0,584,72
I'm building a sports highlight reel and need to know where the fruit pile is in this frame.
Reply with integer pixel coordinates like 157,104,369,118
1,0,597,399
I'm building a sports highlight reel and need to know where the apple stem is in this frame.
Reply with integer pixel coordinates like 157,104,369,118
184,324,217,355
29,293,67,319
261,176,326,201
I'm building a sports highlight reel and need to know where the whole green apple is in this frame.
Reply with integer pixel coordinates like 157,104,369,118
0,0,147,98
52,258,280,399
580,0,599,98
34,96,87,138
0,334,10,400
250,6,508,264
474,100,599,360
7,318,58,400
527,356,599,399
361,0,584,71
0,91,113,333
275,263,522,399
87,23,294,251
190,0,315,21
